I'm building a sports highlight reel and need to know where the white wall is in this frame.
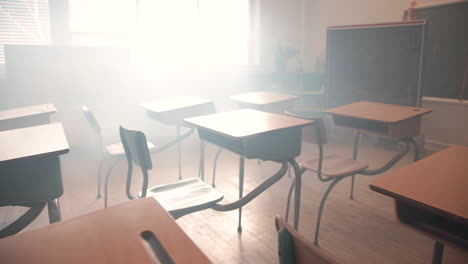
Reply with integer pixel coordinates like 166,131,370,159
421,98,468,146
258,0,302,71
299,0,462,71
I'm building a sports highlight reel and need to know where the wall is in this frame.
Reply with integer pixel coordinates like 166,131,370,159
421,98,468,146
258,0,303,71
303,0,462,71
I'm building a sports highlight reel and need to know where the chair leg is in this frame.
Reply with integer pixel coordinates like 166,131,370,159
314,177,346,246
211,148,223,188
104,159,121,208
285,178,296,222
350,131,360,200
177,125,182,180
238,157,245,232
350,175,355,200
198,140,205,181
97,158,104,199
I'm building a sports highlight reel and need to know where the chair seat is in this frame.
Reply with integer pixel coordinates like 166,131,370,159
105,141,156,156
141,178,223,214
301,154,368,178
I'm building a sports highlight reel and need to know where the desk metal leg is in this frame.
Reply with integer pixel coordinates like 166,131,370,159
238,157,245,232
284,178,295,222
432,241,444,264
212,161,288,212
211,148,223,187
409,137,420,161
0,202,46,238
177,125,182,180
47,199,61,223
350,132,360,200
288,158,302,231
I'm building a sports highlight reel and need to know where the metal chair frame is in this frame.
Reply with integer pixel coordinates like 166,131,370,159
119,124,223,219
284,112,418,246
82,106,123,200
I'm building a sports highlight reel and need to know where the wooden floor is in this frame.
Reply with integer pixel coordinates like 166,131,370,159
1,131,467,264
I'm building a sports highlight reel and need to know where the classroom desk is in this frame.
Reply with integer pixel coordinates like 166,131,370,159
369,146,468,264
0,197,212,264
325,101,431,140
139,96,215,180
230,91,298,114
0,123,69,237
185,109,314,231
325,101,433,196
210,91,298,185
0,103,56,131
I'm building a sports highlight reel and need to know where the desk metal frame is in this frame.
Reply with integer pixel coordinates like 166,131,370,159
186,109,313,231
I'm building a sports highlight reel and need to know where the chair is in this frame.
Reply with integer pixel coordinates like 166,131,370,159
82,106,156,207
275,216,339,264
119,124,223,219
284,112,369,246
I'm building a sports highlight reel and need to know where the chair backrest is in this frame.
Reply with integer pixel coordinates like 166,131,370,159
120,124,153,199
119,125,152,171
284,111,328,145
275,216,338,264
82,106,102,135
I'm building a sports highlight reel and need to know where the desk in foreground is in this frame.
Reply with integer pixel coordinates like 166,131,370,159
0,123,69,237
0,123,69,205
370,146,468,262
325,101,432,139
0,197,211,264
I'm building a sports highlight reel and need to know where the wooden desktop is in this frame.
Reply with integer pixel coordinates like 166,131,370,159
0,197,212,264
370,145,468,264
325,101,432,139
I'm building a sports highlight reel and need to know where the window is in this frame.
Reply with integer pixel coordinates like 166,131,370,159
0,0,50,64
69,0,256,65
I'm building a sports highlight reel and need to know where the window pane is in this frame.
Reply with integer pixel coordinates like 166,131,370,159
69,0,251,65
198,0,249,65
69,0,135,46
137,0,198,64
0,0,50,63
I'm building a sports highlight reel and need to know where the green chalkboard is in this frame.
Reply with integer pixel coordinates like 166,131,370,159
326,21,425,108
416,1,468,100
